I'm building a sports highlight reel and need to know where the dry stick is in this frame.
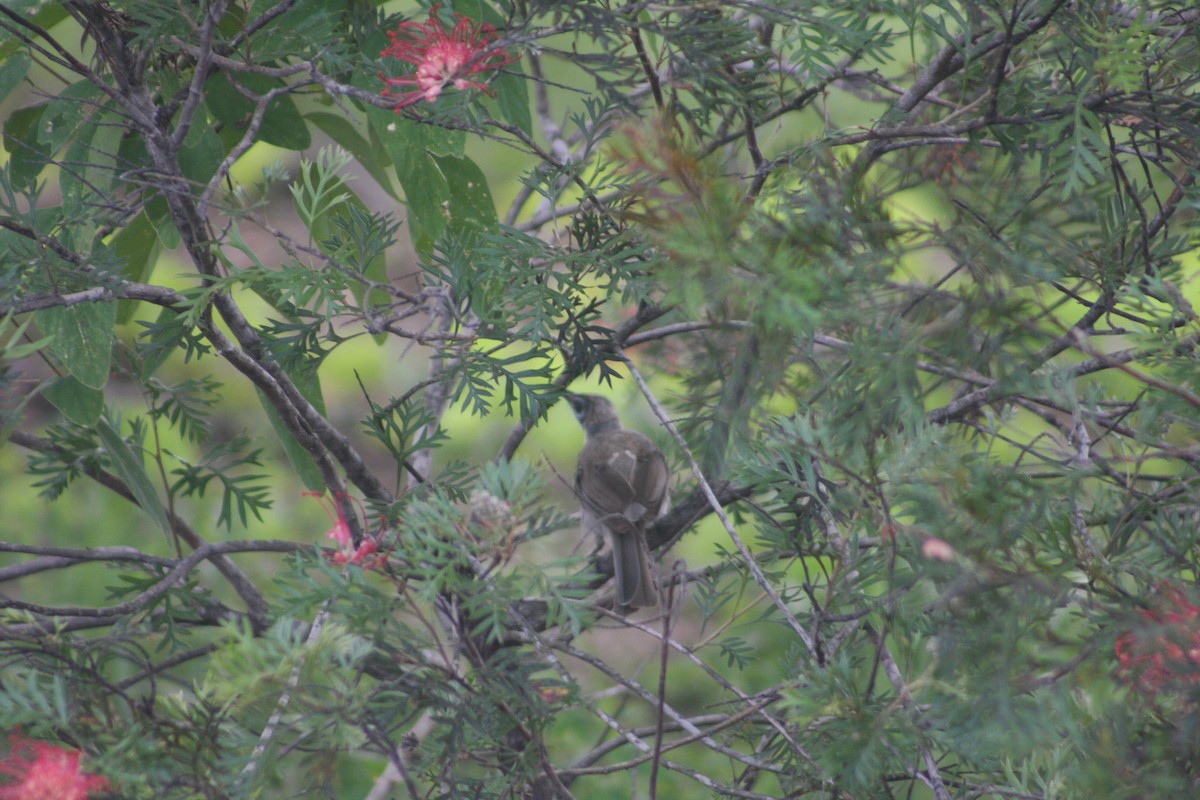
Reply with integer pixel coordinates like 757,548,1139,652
2,283,187,314
564,698,778,778
624,361,818,659
563,714,729,776
364,710,434,800
8,430,274,629
109,43,392,508
1070,328,1200,410
867,626,951,800
0,539,299,619
632,759,780,800
241,600,333,783
617,614,818,770
410,303,476,483
552,640,780,773
648,574,674,800
849,0,1071,178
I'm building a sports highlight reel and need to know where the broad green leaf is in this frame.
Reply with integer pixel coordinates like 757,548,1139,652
85,109,124,193
117,135,182,248
0,315,53,443
2,104,50,190
433,153,498,242
367,110,450,253
40,301,116,390
290,358,327,418
178,115,224,186
255,387,324,492
110,212,163,323
0,377,49,447
306,111,400,201
39,81,103,156
96,416,172,541
43,375,103,426
62,107,124,244
489,63,532,137
251,338,328,490
0,5,68,63
138,307,181,381
0,51,30,106
204,71,311,151
421,125,466,159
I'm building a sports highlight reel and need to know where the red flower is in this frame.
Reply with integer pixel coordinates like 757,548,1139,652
379,4,518,110
306,491,388,570
1115,583,1200,696
0,735,109,800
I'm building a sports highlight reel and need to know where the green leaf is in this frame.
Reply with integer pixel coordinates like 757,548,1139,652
43,375,103,426
144,194,182,249
178,115,224,186
290,357,327,418
0,51,30,106
204,72,311,151
307,111,400,201
0,5,68,63
255,387,324,492
138,307,183,381
489,62,531,136
248,333,328,491
367,110,450,253
39,80,102,156
0,377,49,448
422,125,466,159
110,212,163,323
40,301,116,390
289,148,355,236
285,149,396,314
0,314,51,446
433,153,498,242
96,416,172,540
257,95,310,152
2,104,50,190
61,107,124,243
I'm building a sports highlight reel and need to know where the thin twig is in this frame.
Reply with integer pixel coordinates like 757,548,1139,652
241,600,333,783
623,360,817,658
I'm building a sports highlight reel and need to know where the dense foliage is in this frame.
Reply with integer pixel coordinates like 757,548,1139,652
2,1,1199,797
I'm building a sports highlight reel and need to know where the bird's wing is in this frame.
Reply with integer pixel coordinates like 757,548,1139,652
577,431,667,529
577,443,634,515
631,438,669,516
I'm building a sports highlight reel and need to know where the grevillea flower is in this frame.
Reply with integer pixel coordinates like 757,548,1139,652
920,537,955,562
379,4,518,110
0,735,109,800
1115,583,1200,696
305,491,387,570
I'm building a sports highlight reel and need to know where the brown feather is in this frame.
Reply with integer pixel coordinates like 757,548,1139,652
568,395,669,609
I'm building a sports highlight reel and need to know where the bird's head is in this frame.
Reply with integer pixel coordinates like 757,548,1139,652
565,393,622,436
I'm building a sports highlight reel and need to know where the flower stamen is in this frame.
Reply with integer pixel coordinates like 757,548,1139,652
378,4,519,110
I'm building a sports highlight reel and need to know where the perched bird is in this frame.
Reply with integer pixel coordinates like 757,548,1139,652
566,394,669,609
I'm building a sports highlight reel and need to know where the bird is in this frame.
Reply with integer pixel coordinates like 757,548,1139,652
565,393,669,609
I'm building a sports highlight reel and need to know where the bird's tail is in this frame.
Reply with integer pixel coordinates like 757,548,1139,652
612,525,658,610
